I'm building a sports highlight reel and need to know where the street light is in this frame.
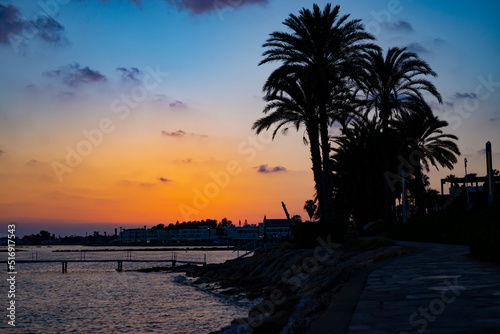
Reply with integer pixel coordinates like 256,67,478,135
464,158,469,207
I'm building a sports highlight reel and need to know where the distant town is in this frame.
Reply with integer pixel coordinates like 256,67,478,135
3,217,300,246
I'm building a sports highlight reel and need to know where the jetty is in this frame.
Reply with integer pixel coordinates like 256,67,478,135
10,251,206,273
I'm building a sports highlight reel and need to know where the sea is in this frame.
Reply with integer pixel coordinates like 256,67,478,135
0,245,253,333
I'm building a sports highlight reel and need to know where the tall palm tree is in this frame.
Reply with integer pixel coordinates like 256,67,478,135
253,74,328,214
257,3,377,223
356,47,442,221
394,108,460,214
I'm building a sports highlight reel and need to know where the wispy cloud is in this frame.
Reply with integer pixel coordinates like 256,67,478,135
44,64,107,87
161,130,207,138
26,159,40,167
118,179,159,188
116,67,141,82
382,20,413,33
165,0,267,14
161,130,186,137
0,4,67,47
173,158,193,164
169,100,187,109
0,149,4,156
454,92,478,100
106,0,267,14
405,42,430,54
256,164,286,173
433,37,445,46
477,148,486,155
158,177,171,183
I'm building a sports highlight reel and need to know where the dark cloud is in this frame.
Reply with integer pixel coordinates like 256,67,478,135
0,5,24,44
116,67,141,82
405,42,430,54
44,64,107,87
169,100,187,109
382,20,413,33
489,117,500,123
0,4,66,47
158,177,171,183
257,164,286,173
454,92,477,100
101,0,267,13
161,130,207,138
32,16,66,44
162,0,267,14
161,130,187,137
0,149,4,156
477,149,486,155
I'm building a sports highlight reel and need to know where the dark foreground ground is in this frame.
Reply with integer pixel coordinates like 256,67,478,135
182,238,406,333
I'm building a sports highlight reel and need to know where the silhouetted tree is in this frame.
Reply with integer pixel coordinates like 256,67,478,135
356,47,443,221
256,3,377,224
394,108,460,214
304,199,318,221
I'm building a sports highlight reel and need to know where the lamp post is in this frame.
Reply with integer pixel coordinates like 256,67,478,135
464,158,469,207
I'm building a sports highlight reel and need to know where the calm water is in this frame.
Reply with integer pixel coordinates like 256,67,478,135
0,246,251,333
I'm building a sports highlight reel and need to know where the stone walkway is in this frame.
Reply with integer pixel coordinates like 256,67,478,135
346,241,500,334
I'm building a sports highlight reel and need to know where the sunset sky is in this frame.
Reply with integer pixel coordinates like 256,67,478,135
1,0,499,237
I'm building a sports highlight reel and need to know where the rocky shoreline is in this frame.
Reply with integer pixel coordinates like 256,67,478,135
178,238,411,334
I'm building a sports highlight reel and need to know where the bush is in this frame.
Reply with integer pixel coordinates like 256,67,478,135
469,226,500,263
292,220,349,249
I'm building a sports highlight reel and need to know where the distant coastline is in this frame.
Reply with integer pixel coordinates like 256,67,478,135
53,246,236,252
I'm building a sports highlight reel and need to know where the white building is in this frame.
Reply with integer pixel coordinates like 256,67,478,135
170,227,212,242
226,226,260,242
259,218,294,240
119,228,168,243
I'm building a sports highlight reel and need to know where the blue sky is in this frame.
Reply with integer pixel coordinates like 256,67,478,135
0,0,499,236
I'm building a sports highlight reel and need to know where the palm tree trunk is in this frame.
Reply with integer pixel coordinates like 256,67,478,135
381,111,394,222
307,122,327,220
413,161,426,215
319,103,335,223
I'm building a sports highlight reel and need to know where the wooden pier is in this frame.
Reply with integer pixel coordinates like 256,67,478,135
11,252,207,273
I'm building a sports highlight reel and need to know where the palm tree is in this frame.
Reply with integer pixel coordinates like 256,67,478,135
304,199,318,221
331,115,387,227
394,108,460,214
356,47,442,221
253,74,328,216
257,3,377,223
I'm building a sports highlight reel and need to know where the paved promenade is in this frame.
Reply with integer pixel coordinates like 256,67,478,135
348,241,500,334
311,240,500,334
